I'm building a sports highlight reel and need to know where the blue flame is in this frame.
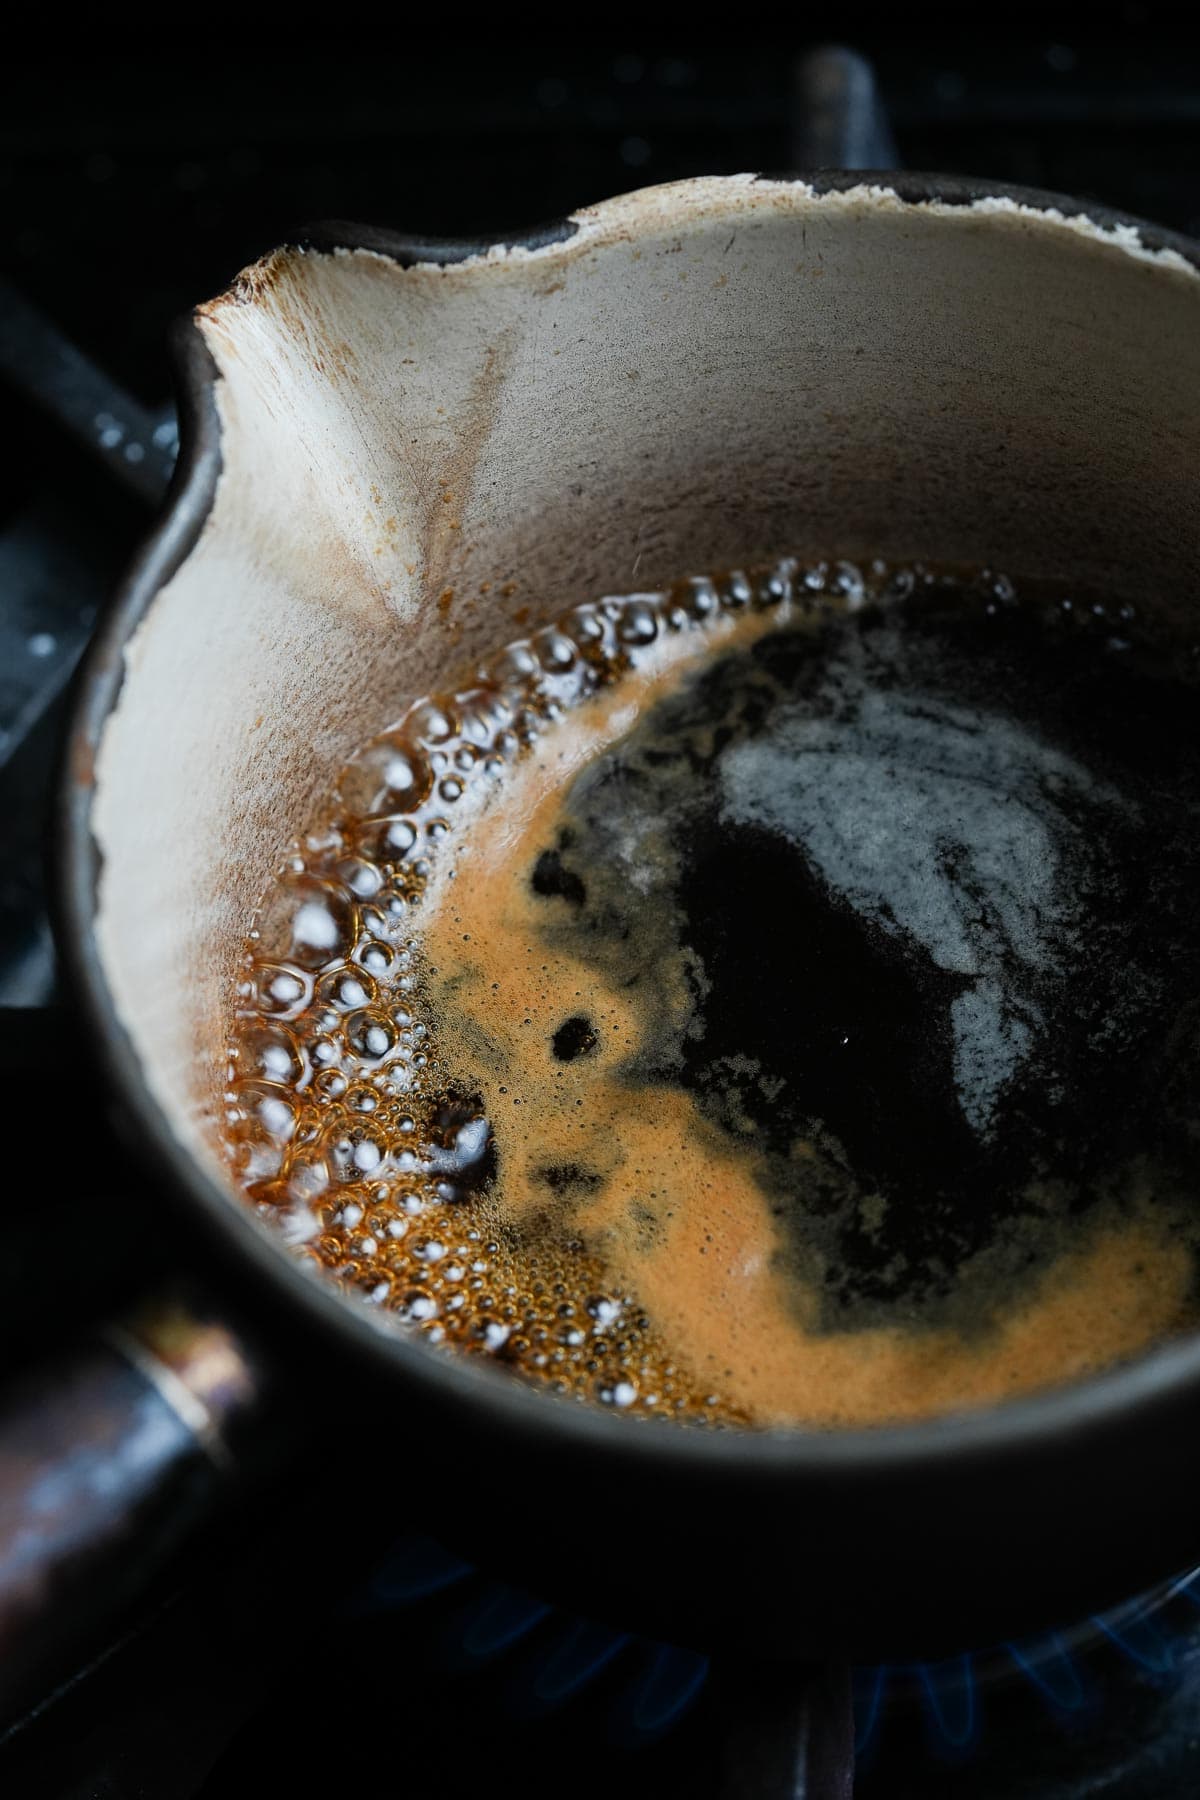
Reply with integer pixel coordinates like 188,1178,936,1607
455,1585,554,1662
530,1618,632,1703
853,1664,888,1754
919,1655,978,1754
1168,1570,1200,1607
616,1643,711,1743
1093,1605,1176,1674
1004,1633,1086,1711
348,1535,1200,1762
348,1533,472,1611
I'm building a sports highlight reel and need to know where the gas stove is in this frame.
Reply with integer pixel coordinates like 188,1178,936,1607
3,34,1200,1798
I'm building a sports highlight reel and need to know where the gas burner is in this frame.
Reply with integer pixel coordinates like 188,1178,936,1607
344,1535,710,1746
331,1533,1200,1793
855,1570,1200,1786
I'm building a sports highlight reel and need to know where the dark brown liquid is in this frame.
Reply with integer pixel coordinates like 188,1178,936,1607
222,560,1200,1427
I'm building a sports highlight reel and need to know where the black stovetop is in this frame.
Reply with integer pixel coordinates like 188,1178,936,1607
4,34,1200,1799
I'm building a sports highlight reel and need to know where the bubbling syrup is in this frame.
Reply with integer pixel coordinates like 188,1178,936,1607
222,559,1200,1428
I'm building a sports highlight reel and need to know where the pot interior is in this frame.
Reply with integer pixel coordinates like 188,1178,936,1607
90,174,1200,1285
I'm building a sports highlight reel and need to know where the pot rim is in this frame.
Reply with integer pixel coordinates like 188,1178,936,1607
56,170,1200,1481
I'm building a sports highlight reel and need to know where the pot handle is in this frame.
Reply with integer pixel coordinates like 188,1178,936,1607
0,1293,272,1725
714,1655,855,1799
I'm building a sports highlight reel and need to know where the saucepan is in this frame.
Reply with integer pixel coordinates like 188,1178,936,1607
6,166,1200,1775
